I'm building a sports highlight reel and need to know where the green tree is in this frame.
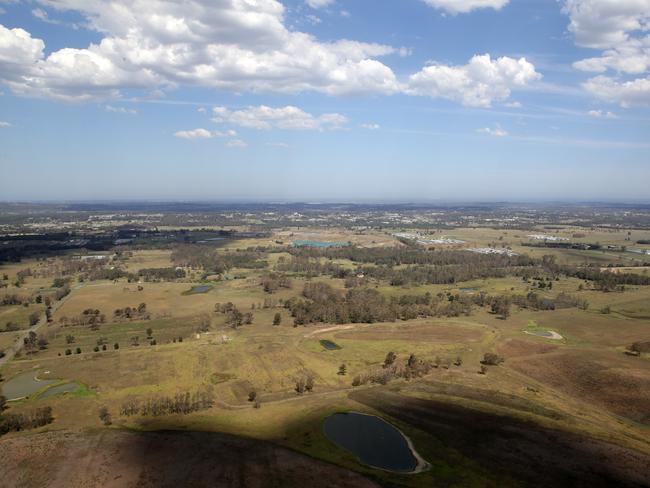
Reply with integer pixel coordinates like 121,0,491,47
273,312,282,326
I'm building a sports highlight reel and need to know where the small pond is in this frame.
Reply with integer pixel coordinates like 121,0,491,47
319,339,342,350
1,371,58,400
459,287,477,293
38,382,80,399
184,285,212,294
292,240,350,248
323,412,421,473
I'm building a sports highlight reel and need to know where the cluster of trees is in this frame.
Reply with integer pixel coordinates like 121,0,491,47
261,273,292,293
294,376,315,394
0,406,54,435
351,352,441,387
284,283,523,326
119,391,213,417
59,308,106,328
511,291,589,311
23,331,48,354
113,303,149,321
136,267,185,282
214,302,253,328
171,246,267,275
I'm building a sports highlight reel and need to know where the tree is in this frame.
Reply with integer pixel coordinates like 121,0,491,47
114,343,119,350
130,336,140,346
65,335,75,344
94,346,100,352
383,351,397,368
295,379,305,394
75,347,82,354
479,365,488,375
338,364,347,376
0,395,6,412
146,327,153,338
481,352,504,366
29,311,40,326
305,376,314,392
491,297,511,319
65,349,72,356
248,390,257,402
454,356,463,366
273,312,282,326
37,336,49,350
98,406,112,426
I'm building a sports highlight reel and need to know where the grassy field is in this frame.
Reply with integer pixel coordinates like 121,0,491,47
1,230,650,487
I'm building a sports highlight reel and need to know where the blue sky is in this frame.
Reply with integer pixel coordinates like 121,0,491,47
0,0,649,202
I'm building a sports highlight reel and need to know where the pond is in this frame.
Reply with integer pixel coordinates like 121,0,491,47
1,371,58,400
184,285,212,295
38,382,80,399
292,240,350,248
323,412,424,473
319,339,342,350
459,287,477,293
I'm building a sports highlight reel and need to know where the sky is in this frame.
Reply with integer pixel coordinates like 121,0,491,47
0,0,649,202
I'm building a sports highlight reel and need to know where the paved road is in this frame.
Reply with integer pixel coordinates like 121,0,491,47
0,286,79,367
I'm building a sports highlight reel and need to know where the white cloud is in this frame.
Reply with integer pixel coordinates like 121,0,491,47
340,10,350,18
407,54,541,107
174,128,237,139
564,1,650,106
583,75,650,107
587,109,618,118
477,124,508,136
174,128,214,139
360,123,380,130
266,142,289,148
105,104,137,114
212,105,348,130
306,0,335,9
0,0,402,100
0,120,10,127
421,0,509,14
505,101,522,108
226,139,247,148
563,0,650,50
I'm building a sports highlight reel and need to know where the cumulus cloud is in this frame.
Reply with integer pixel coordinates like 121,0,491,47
212,105,348,130
0,0,402,100
477,124,508,136
421,0,509,14
564,1,650,106
174,128,237,139
406,54,541,107
0,121,10,128
582,75,650,107
174,128,214,139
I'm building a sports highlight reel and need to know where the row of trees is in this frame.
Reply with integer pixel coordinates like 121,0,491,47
0,406,54,435
119,391,213,417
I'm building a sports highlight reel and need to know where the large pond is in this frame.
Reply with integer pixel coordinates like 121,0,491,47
323,412,421,473
1,371,58,400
